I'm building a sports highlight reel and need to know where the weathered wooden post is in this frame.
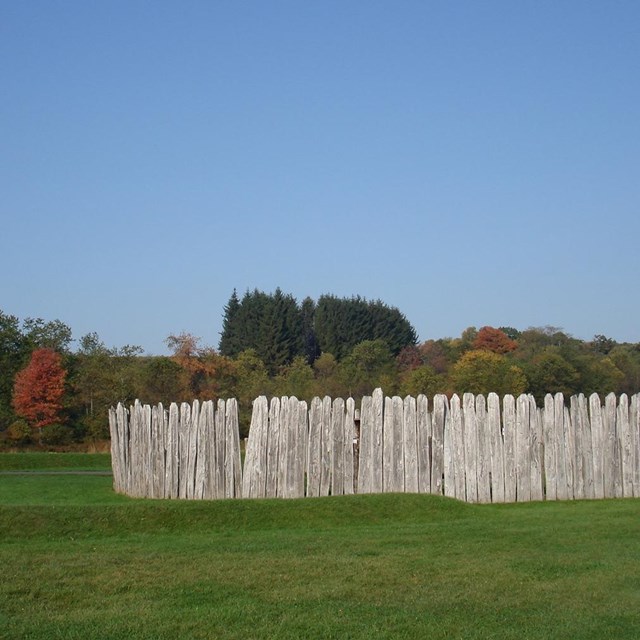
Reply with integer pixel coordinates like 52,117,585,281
617,394,633,498
607,393,623,498
450,394,465,501
431,394,446,495
416,394,431,494
632,393,640,497
331,398,346,496
307,396,323,497
503,395,516,503
403,395,419,493
487,393,504,503
344,398,356,495
371,388,384,493
476,394,492,504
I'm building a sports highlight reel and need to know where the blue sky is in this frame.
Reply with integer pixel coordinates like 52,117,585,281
2,1,639,354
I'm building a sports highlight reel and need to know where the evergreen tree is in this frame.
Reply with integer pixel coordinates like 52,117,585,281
258,288,304,374
301,297,320,364
314,295,417,359
219,289,242,357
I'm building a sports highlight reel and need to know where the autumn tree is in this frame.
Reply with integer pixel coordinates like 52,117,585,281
418,340,449,374
473,326,518,354
165,332,211,398
396,345,422,372
12,349,67,433
449,350,527,396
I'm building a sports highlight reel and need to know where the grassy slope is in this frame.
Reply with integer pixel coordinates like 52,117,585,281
1,456,639,639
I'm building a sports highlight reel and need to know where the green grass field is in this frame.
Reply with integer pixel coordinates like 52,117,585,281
0,452,112,471
1,454,639,639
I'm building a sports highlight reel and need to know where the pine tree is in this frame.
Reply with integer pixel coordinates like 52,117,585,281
219,289,242,356
301,297,320,364
315,295,417,359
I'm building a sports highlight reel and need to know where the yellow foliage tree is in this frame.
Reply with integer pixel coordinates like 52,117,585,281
450,350,527,396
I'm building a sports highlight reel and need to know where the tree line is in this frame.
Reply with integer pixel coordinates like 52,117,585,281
1,292,639,447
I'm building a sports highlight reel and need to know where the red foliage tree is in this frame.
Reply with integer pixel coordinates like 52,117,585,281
12,348,67,428
472,326,518,354
396,345,422,372
418,340,449,374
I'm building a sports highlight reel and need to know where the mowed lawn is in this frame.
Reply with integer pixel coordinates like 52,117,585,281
1,454,639,639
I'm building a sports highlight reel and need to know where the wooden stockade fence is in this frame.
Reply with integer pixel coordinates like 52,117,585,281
110,390,640,503
109,399,242,499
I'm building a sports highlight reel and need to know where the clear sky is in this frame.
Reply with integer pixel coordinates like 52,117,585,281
2,1,639,354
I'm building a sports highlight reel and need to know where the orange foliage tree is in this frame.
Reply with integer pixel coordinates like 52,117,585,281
165,332,239,399
12,348,67,428
472,326,518,354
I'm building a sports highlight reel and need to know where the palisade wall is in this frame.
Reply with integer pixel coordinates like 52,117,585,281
109,398,242,499
110,390,640,503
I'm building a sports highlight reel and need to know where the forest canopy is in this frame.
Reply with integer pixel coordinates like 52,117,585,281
1,295,639,446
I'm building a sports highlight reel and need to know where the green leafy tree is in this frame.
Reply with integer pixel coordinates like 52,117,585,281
574,355,625,396
608,345,640,395
514,326,573,361
138,357,185,405
338,340,398,398
233,349,272,436
312,352,345,398
526,350,580,401
110,344,145,407
498,326,521,341
70,333,114,438
590,334,617,355
23,317,73,353
68,334,144,439
0,311,30,430
399,365,444,398
273,356,315,400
